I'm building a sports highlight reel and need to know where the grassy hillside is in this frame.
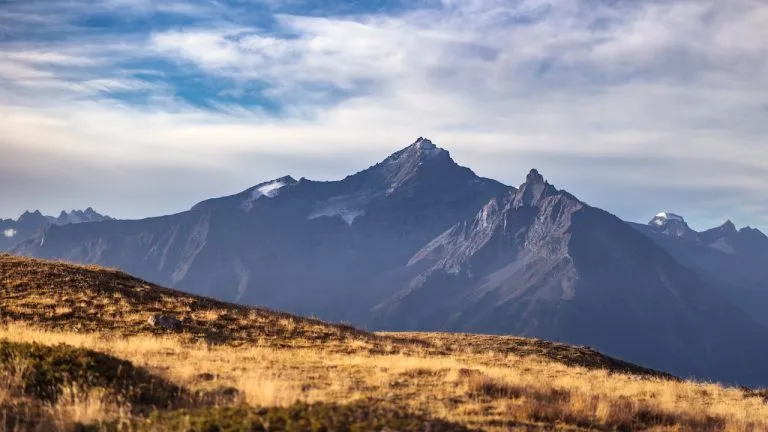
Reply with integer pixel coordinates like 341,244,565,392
0,253,766,431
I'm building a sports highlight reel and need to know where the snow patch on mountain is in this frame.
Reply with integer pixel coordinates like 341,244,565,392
3,229,15,238
709,238,736,254
309,207,365,226
243,179,288,210
256,180,286,198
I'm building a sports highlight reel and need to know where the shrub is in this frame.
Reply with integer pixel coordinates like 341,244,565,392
0,339,183,407
137,401,475,432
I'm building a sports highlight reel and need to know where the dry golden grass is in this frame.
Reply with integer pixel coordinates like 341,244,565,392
47,386,127,430
1,254,767,431
0,254,680,375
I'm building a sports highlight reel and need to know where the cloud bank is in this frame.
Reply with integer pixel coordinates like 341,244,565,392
1,0,767,229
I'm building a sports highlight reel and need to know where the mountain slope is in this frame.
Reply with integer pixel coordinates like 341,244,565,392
13,138,509,323
632,215,768,327
373,170,768,387
0,253,368,346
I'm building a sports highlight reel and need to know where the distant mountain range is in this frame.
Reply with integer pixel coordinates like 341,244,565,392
631,212,768,328
8,138,768,387
0,208,112,250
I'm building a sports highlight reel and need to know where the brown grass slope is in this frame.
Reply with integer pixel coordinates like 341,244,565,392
0,254,672,375
0,254,368,348
1,253,767,431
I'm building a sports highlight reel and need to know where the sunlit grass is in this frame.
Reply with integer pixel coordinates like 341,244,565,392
0,323,766,431
1,254,767,431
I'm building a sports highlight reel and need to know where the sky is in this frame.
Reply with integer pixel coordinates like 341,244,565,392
1,0,767,230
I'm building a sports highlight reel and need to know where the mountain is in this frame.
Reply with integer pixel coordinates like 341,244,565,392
631,214,768,327
13,138,509,323
10,139,768,387
0,208,112,251
371,169,768,386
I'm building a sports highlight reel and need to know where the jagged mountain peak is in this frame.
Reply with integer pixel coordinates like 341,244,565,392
348,137,469,195
413,136,437,150
719,219,737,233
525,168,545,184
53,208,113,225
19,210,44,220
513,168,558,208
17,211,49,227
384,137,450,165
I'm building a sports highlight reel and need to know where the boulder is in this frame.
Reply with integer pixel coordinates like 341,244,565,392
147,314,182,331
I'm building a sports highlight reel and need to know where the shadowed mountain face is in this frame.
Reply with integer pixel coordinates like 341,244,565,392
14,139,510,323
632,214,768,328
10,139,768,387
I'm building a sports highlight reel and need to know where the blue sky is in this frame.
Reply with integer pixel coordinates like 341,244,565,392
1,0,767,230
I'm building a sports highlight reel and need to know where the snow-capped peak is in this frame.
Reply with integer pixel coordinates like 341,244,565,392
648,212,697,239
652,212,685,226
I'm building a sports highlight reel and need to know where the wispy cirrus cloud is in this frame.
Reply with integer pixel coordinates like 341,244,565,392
0,0,767,230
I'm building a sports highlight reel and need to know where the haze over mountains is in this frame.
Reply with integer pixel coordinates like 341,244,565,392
8,138,768,387
0,208,112,251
